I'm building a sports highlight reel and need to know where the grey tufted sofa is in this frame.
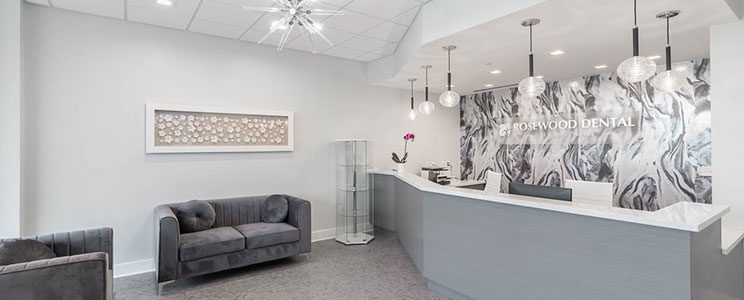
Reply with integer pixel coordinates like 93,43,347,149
154,195,311,294
0,227,114,300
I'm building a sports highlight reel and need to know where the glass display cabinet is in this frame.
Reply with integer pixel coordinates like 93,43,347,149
335,139,374,245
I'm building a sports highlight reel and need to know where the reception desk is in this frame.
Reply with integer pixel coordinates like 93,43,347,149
371,170,744,300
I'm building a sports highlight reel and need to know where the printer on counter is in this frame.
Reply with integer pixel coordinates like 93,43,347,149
421,162,453,185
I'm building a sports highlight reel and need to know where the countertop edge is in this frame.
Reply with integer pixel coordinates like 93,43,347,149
370,170,729,233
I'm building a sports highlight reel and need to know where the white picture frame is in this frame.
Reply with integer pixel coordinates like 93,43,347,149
145,103,294,153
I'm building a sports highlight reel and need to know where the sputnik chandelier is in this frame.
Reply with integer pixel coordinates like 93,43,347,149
243,0,344,52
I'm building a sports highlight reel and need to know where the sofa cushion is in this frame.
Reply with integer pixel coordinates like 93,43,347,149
0,239,57,266
177,200,216,233
261,194,288,223
179,227,244,262
234,223,300,250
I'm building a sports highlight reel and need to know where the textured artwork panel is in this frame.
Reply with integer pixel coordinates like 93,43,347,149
154,110,289,147
460,59,712,210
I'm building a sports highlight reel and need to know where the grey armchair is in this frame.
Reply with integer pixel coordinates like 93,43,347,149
155,195,311,294
0,227,114,300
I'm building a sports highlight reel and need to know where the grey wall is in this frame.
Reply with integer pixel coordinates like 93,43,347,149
0,0,22,238
460,59,712,211
19,4,460,274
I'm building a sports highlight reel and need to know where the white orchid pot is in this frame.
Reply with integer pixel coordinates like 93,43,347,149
396,163,406,174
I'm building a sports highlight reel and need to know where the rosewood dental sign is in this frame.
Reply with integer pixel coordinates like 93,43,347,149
496,111,640,144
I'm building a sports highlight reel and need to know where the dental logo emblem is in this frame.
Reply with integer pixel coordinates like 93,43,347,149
498,124,512,137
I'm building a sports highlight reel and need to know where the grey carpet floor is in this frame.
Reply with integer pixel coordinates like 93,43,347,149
114,229,449,300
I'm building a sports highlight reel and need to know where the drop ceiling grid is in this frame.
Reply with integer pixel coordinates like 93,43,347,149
26,0,427,62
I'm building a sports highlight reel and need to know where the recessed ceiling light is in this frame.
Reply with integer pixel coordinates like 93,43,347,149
649,55,661,60
157,0,173,7
549,50,565,56
490,69,502,74
484,84,494,88
594,65,608,69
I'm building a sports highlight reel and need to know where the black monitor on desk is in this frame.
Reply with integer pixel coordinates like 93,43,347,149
508,183,572,202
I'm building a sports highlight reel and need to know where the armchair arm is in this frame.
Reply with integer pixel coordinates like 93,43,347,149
0,252,110,300
284,195,311,253
154,205,180,283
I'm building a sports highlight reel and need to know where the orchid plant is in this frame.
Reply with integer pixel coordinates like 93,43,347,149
392,133,415,164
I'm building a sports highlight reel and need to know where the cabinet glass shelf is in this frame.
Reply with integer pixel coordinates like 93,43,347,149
335,139,374,245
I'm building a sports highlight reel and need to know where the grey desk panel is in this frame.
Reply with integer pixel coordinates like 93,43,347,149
422,192,692,300
691,221,744,300
393,176,424,272
373,173,396,231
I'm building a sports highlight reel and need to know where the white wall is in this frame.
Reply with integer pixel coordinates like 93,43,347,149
20,4,459,276
711,20,744,231
0,0,22,238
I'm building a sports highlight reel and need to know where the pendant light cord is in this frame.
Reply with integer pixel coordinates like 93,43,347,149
424,67,429,102
666,16,670,45
633,0,637,27
446,48,452,91
529,24,533,54
410,80,414,109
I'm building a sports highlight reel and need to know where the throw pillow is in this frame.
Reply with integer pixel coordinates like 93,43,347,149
0,239,56,265
262,194,289,223
177,200,216,233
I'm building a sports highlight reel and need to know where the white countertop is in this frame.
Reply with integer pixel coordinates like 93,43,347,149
371,170,729,233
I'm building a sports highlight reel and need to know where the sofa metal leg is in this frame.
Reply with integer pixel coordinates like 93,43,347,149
158,280,174,296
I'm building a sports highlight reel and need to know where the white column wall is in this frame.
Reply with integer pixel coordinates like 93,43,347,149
711,20,744,231
0,0,22,238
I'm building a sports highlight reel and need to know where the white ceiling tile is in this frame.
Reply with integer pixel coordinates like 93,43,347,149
339,35,395,52
249,12,284,32
345,0,420,21
196,0,263,28
373,43,397,55
127,5,192,30
189,18,245,39
356,52,383,62
315,0,352,8
214,0,275,7
127,0,200,17
239,28,300,46
390,5,419,26
24,0,50,6
51,0,125,19
285,34,332,53
314,27,355,45
362,21,407,42
322,46,366,60
322,9,384,34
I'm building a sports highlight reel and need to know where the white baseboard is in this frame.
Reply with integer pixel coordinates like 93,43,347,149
114,259,154,278
311,228,336,242
114,228,336,279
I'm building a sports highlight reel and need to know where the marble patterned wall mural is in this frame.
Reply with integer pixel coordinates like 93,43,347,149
460,59,712,211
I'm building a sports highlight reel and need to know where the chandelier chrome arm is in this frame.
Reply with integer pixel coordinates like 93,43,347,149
308,9,345,16
299,26,318,53
272,0,291,7
258,15,291,44
277,21,297,51
242,6,284,13
300,15,333,46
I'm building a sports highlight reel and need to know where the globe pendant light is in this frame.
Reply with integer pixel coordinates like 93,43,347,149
438,45,460,108
408,79,418,120
616,0,657,83
418,65,436,114
518,18,546,98
650,10,686,92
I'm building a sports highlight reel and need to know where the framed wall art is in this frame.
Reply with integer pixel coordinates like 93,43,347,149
145,103,294,153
